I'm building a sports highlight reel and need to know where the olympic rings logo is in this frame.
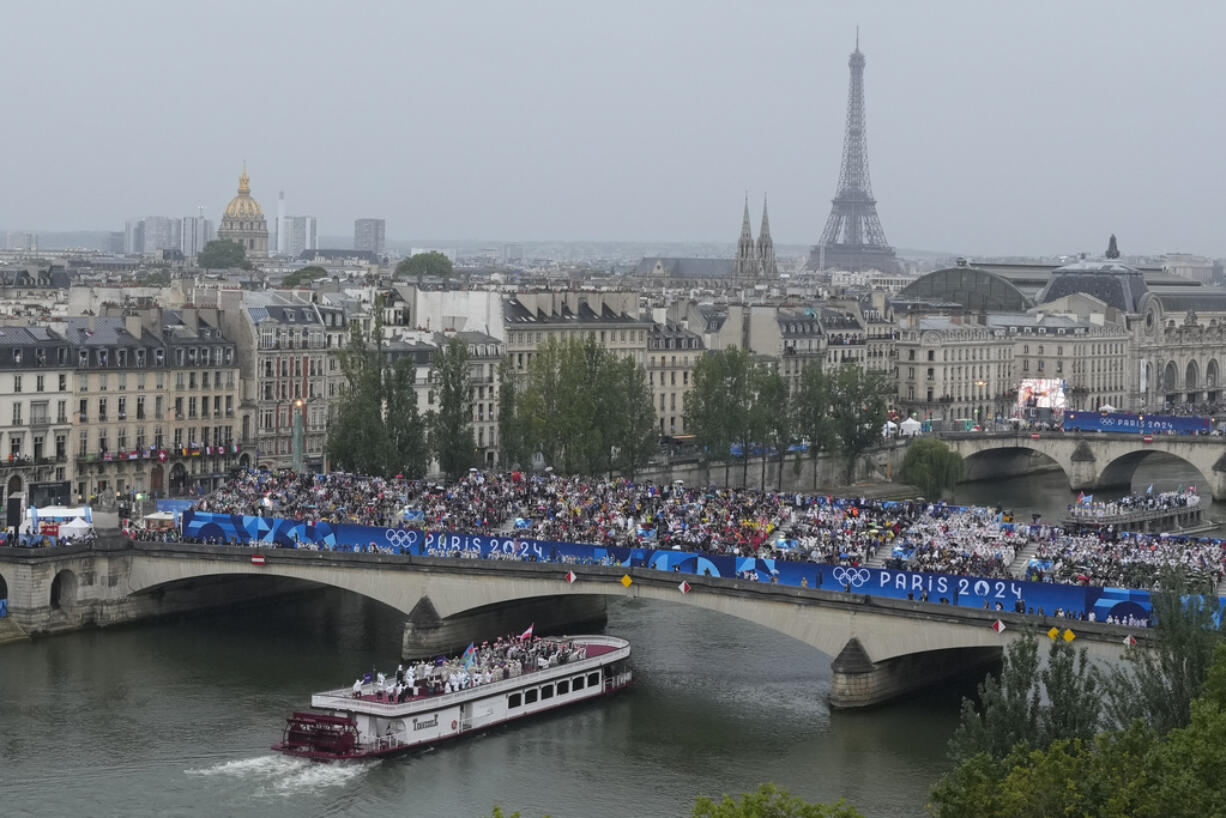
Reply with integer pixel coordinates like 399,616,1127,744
832,566,871,588
384,529,418,547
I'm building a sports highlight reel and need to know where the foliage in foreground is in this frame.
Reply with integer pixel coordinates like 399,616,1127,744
932,572,1226,818
898,437,963,499
488,783,861,818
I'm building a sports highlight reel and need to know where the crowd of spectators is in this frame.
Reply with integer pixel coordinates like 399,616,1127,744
133,468,1226,596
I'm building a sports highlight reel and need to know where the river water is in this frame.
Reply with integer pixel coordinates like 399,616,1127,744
0,459,1210,818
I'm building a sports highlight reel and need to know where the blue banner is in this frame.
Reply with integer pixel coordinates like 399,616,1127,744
1063,411,1210,435
0,599,6,618
179,510,1225,625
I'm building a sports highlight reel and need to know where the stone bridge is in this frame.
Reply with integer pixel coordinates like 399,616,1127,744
940,432,1226,499
0,540,1140,709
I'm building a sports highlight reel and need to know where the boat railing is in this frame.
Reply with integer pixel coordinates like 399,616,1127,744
312,636,631,714
1064,500,1203,526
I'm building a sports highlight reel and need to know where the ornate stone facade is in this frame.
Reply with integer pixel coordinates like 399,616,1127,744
217,163,269,259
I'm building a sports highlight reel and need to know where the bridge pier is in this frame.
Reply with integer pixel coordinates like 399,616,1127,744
401,594,608,658
828,638,1002,709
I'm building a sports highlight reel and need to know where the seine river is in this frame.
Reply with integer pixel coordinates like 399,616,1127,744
0,456,1211,818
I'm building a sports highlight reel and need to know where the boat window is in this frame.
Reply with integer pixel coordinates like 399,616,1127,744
525,689,538,704
587,672,599,687
540,684,554,700
556,680,570,695
508,693,522,709
572,676,584,691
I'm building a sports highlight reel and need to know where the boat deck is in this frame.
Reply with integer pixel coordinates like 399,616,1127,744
346,641,621,707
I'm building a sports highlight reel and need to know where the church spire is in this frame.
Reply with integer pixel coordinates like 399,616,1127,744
238,160,251,195
734,193,757,279
757,195,778,278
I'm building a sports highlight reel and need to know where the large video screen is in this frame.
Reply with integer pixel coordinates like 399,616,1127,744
1017,378,1066,410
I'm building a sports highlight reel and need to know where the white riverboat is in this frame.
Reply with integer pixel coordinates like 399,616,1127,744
273,634,632,761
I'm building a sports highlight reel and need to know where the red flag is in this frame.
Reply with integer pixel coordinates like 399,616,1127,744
518,623,534,640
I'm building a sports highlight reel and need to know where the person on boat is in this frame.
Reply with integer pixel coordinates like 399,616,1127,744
352,678,363,698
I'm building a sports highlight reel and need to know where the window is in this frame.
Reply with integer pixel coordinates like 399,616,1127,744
35,375,43,392
556,680,570,695
587,672,600,687
524,689,538,705
540,684,554,701
13,375,20,393
508,693,522,709
58,374,66,391
572,676,585,691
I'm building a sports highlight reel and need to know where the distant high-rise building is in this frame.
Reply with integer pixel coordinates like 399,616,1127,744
218,162,269,259
276,190,287,255
180,215,215,257
143,216,181,254
5,232,37,251
282,216,318,258
354,218,386,255
124,220,145,254
106,232,125,254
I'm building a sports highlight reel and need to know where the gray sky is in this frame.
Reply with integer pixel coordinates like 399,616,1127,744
5,1,1224,257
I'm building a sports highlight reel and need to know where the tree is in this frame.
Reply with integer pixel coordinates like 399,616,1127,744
282,265,328,287
512,336,657,477
752,365,792,490
792,364,835,490
685,350,733,485
1103,569,1225,735
608,355,658,479
827,365,890,485
899,437,964,498
428,336,477,480
197,239,247,269
326,307,427,478
692,784,863,818
140,270,172,287
396,251,453,283
496,357,528,469
684,348,756,486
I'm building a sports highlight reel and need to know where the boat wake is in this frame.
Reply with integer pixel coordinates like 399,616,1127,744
186,754,374,796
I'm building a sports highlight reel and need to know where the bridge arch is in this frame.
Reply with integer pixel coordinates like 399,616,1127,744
958,444,1069,487
1096,450,1212,495
49,569,77,610
0,569,8,606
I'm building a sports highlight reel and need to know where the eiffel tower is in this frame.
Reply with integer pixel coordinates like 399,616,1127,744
808,32,903,274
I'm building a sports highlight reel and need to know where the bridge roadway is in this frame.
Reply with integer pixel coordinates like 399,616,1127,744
938,430,1226,499
0,539,1143,709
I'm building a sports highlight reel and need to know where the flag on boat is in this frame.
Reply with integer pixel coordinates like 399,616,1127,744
518,624,534,640
1076,491,1084,503
461,642,476,668
1146,484,1154,494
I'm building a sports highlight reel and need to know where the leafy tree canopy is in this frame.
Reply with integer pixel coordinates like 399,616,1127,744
899,437,964,498
282,265,328,288
197,239,247,269
396,251,453,281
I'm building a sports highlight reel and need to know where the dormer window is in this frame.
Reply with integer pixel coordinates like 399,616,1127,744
116,349,127,368
135,349,145,368
12,349,21,363
154,348,165,366
79,349,88,367
98,349,108,367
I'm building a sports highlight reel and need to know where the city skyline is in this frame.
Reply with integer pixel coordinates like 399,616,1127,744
3,2,1225,257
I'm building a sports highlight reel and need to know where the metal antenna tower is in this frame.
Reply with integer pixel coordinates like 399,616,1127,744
808,32,902,273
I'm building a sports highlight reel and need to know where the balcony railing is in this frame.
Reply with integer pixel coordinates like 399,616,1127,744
1,455,66,468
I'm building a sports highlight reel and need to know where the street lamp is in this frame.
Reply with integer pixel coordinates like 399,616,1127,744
292,398,305,473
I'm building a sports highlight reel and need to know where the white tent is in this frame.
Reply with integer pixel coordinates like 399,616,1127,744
899,417,923,437
881,420,898,438
1099,404,1117,413
58,517,93,537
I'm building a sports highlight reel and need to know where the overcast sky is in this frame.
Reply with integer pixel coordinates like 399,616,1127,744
4,1,1224,257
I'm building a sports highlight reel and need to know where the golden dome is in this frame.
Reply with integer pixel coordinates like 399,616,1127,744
223,162,264,219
